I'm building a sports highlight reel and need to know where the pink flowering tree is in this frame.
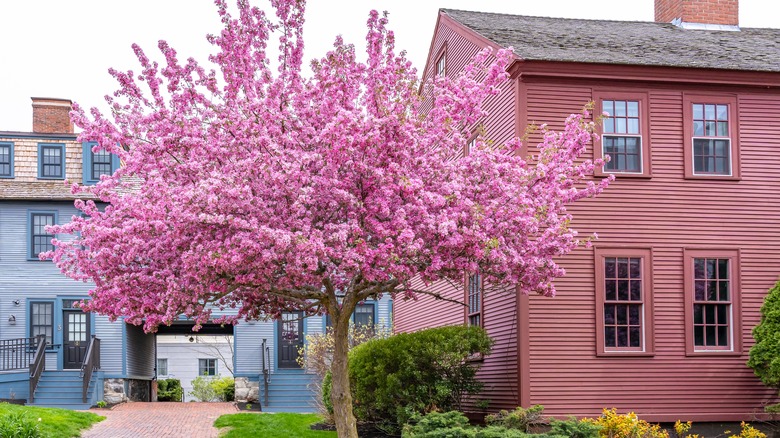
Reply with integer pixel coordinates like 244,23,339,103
46,0,610,436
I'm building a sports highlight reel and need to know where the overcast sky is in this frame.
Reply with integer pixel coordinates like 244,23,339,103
0,0,774,132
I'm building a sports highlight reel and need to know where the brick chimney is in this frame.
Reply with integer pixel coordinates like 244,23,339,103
31,97,74,134
655,0,738,26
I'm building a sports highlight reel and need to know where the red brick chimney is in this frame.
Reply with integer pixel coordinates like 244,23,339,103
31,97,74,134
655,0,738,26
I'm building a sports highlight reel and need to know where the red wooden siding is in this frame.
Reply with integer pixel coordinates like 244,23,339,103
524,81,780,420
394,15,520,411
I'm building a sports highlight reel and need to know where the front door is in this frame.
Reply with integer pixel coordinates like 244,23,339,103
277,311,303,368
63,310,90,369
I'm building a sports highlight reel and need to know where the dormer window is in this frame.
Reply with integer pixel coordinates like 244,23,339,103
82,142,120,185
38,143,65,180
0,142,12,178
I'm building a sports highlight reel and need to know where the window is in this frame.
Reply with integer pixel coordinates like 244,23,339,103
198,358,217,376
466,272,482,327
0,142,13,178
683,94,739,179
28,211,56,260
354,303,375,328
30,302,54,347
595,248,654,355
684,249,741,355
594,92,650,177
325,301,376,329
38,143,65,179
436,53,446,76
157,358,168,376
82,142,119,185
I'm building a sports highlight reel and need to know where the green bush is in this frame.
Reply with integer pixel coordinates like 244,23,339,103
0,411,41,438
749,281,780,411
190,376,235,402
321,372,333,415
549,417,601,438
327,325,492,432
157,378,183,402
211,376,235,402
485,405,544,432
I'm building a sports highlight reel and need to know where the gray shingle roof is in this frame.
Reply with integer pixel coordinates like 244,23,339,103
0,181,96,201
443,9,780,72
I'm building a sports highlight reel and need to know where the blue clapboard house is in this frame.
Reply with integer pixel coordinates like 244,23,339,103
0,97,392,411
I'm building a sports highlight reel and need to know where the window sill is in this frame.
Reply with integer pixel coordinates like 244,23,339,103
0,175,13,179
684,174,741,182
36,176,65,181
685,349,742,357
597,351,655,358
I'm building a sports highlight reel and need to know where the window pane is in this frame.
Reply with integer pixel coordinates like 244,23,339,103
616,305,627,325
603,101,614,117
617,327,628,347
693,304,703,324
617,258,628,278
706,259,716,279
627,101,639,117
605,280,616,301
617,280,629,300
718,281,729,301
629,327,641,347
694,258,705,279
605,326,616,347
604,117,615,134
717,326,728,346
604,305,615,325
628,305,640,325
717,121,729,136
693,104,704,120
694,281,705,301
615,101,626,117
616,118,627,133
705,104,716,120
705,325,716,345
627,119,639,134
705,304,716,323
694,325,704,346
605,258,616,278
707,281,718,301
705,121,716,136
717,304,728,324
630,280,641,301
717,104,728,120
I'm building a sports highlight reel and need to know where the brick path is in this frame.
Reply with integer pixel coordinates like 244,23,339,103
82,402,239,438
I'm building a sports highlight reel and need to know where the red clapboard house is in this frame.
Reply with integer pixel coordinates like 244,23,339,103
394,0,780,422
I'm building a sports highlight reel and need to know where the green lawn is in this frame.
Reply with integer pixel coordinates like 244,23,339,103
0,402,104,437
214,413,336,438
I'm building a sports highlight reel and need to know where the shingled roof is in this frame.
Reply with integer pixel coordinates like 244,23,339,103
443,9,780,72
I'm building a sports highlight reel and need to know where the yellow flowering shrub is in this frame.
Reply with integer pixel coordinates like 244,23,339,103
584,408,669,438
728,422,766,438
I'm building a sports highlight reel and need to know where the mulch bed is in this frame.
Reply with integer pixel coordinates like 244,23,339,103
236,402,263,412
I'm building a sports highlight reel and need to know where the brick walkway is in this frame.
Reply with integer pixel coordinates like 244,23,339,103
82,402,239,438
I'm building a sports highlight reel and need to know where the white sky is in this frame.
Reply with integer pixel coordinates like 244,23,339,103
0,0,775,132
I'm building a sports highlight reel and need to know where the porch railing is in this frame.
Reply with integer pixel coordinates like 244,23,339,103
80,336,100,403
0,337,39,372
261,338,270,407
28,335,46,403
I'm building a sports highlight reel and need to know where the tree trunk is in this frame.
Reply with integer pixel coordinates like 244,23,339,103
331,315,359,438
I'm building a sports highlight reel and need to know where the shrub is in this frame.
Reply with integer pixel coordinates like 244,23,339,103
327,325,492,432
549,417,601,438
401,411,563,438
302,321,391,421
190,376,219,402
0,411,41,438
748,281,780,411
157,378,183,402
728,422,766,438
485,405,544,432
210,376,235,402
584,408,669,438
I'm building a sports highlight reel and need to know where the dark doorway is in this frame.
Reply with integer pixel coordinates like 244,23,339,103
63,310,90,369
277,311,303,368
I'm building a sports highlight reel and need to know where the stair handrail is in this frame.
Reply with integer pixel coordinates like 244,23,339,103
261,338,270,406
80,335,100,403
28,335,46,403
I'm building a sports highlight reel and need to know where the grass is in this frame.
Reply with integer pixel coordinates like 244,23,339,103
214,412,336,438
0,402,104,437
